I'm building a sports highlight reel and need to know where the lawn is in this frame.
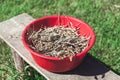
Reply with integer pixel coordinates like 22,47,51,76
0,0,120,80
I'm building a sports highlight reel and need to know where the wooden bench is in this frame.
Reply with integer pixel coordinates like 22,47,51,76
0,13,120,80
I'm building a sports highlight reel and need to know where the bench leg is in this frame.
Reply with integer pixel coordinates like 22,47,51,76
11,48,24,72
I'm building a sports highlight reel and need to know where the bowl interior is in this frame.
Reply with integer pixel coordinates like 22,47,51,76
23,15,95,59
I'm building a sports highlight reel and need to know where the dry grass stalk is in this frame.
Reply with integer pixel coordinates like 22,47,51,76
27,26,89,61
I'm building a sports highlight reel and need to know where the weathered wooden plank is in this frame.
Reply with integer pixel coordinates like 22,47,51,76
0,13,120,80
11,48,24,72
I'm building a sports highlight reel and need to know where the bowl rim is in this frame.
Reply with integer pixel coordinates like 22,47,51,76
22,15,96,60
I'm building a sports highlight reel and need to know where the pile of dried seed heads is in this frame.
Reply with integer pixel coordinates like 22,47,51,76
28,26,89,60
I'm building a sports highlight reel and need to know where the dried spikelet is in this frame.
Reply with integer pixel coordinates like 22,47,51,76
27,26,89,61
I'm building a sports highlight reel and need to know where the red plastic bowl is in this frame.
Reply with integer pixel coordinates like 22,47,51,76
22,15,96,72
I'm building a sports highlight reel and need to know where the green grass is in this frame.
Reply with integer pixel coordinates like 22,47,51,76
0,39,46,80
0,0,120,79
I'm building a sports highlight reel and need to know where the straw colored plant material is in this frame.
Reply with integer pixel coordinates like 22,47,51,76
28,26,89,61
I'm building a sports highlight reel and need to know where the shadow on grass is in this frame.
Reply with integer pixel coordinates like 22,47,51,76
58,54,110,79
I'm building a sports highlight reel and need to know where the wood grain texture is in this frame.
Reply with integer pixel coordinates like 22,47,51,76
0,13,120,80
11,48,24,72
